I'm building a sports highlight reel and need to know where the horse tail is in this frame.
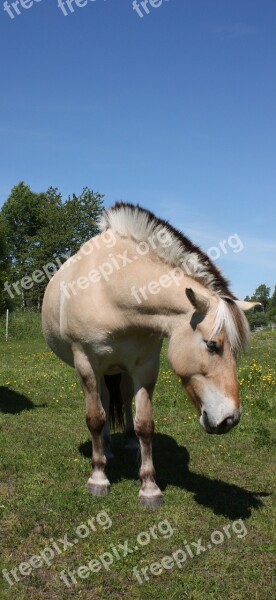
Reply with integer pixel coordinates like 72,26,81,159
104,374,125,431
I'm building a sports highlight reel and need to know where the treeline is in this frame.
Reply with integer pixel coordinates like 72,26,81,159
0,182,104,312
245,285,276,329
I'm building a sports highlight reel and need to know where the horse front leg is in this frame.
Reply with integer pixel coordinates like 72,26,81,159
73,347,110,496
133,372,162,508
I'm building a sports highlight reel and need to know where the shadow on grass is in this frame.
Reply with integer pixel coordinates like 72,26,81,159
79,432,269,520
0,387,47,414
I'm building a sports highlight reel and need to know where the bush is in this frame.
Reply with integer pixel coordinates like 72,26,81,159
246,311,269,330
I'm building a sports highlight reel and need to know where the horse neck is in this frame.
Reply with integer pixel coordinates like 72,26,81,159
126,253,211,336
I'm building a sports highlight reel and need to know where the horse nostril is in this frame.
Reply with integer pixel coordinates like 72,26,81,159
202,411,214,433
202,410,240,435
202,410,209,425
223,416,233,427
217,416,234,433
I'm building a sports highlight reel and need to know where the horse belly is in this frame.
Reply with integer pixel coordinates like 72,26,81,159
42,272,75,367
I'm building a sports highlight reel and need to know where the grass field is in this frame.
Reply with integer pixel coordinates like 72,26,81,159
0,312,275,600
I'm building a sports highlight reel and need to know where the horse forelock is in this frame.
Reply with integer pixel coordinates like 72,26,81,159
98,202,237,299
210,298,250,354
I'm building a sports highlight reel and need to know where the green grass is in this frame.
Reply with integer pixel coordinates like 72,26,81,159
0,314,275,600
0,309,42,341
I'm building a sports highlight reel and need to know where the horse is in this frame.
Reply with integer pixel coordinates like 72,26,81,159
42,202,259,507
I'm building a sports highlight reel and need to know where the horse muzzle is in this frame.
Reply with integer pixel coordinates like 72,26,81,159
200,407,241,435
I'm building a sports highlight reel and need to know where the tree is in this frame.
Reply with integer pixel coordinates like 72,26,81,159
244,284,276,328
0,214,13,314
1,182,58,308
63,187,104,255
267,286,276,321
251,284,270,311
0,183,104,310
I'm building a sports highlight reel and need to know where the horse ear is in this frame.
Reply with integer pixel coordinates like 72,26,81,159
235,300,262,312
185,288,210,313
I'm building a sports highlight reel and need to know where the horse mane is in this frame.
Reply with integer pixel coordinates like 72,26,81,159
211,297,250,353
98,202,249,352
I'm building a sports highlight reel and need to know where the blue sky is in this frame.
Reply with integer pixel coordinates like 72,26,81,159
0,0,275,299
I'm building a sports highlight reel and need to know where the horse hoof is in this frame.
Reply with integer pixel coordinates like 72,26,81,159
139,494,163,509
87,482,110,496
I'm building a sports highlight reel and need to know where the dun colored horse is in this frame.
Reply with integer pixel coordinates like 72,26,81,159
42,203,258,507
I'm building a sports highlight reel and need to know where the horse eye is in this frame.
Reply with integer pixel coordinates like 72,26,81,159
204,340,219,353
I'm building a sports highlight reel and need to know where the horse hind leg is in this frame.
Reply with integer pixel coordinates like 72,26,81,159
121,373,139,452
103,373,139,453
73,346,110,496
101,377,114,460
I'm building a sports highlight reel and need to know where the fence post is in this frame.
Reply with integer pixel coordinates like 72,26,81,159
6,309,9,341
